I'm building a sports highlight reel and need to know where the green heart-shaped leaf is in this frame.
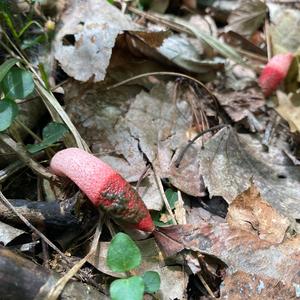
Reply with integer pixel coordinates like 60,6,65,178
142,271,161,293
110,276,144,300
1,66,34,99
27,122,69,153
107,232,141,272
0,98,18,131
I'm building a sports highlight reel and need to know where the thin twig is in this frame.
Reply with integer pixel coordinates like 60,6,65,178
108,71,210,94
45,216,104,300
236,48,267,63
15,119,43,142
0,160,25,183
127,6,191,35
108,71,229,122
0,133,57,181
136,164,151,193
197,273,216,299
175,124,229,168
0,189,68,260
153,169,177,225
264,20,272,61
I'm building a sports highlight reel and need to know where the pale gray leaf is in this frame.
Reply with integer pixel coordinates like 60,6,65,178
199,127,300,221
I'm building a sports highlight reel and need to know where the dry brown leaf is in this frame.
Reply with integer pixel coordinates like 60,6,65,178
268,3,300,55
199,127,300,223
226,0,267,38
155,222,300,285
215,88,265,122
220,270,298,299
54,0,137,81
276,91,300,133
227,184,290,244
174,192,187,225
64,81,207,197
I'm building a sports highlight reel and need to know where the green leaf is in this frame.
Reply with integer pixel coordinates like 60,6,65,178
151,211,173,227
27,122,69,153
0,58,19,82
1,66,34,100
21,35,46,50
18,20,44,38
142,271,161,293
165,188,178,209
107,233,141,272
0,98,18,131
110,276,144,300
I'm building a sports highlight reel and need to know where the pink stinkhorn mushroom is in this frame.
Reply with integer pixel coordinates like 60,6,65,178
50,148,155,232
258,53,294,97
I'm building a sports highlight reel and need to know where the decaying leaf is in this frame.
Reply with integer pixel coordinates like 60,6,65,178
0,221,26,246
158,35,224,74
54,0,137,81
268,3,300,55
156,222,300,285
226,0,267,38
64,81,207,197
276,91,300,133
126,31,224,78
88,238,187,300
215,88,265,122
227,184,290,244
220,270,298,299
199,127,300,222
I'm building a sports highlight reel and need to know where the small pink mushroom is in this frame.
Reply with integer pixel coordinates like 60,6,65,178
50,148,155,232
258,53,294,97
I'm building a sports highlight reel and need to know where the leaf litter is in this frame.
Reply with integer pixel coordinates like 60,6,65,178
3,0,300,299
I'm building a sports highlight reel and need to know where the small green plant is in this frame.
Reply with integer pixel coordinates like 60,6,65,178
0,60,34,131
152,188,178,226
27,122,69,153
107,232,161,300
0,60,68,150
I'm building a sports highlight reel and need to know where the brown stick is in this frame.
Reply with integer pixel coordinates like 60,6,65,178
0,246,108,300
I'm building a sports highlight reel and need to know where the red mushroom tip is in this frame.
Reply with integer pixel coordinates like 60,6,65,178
258,53,294,97
50,148,154,232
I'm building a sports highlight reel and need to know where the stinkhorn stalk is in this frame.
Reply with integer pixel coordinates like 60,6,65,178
50,148,155,232
258,53,294,97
